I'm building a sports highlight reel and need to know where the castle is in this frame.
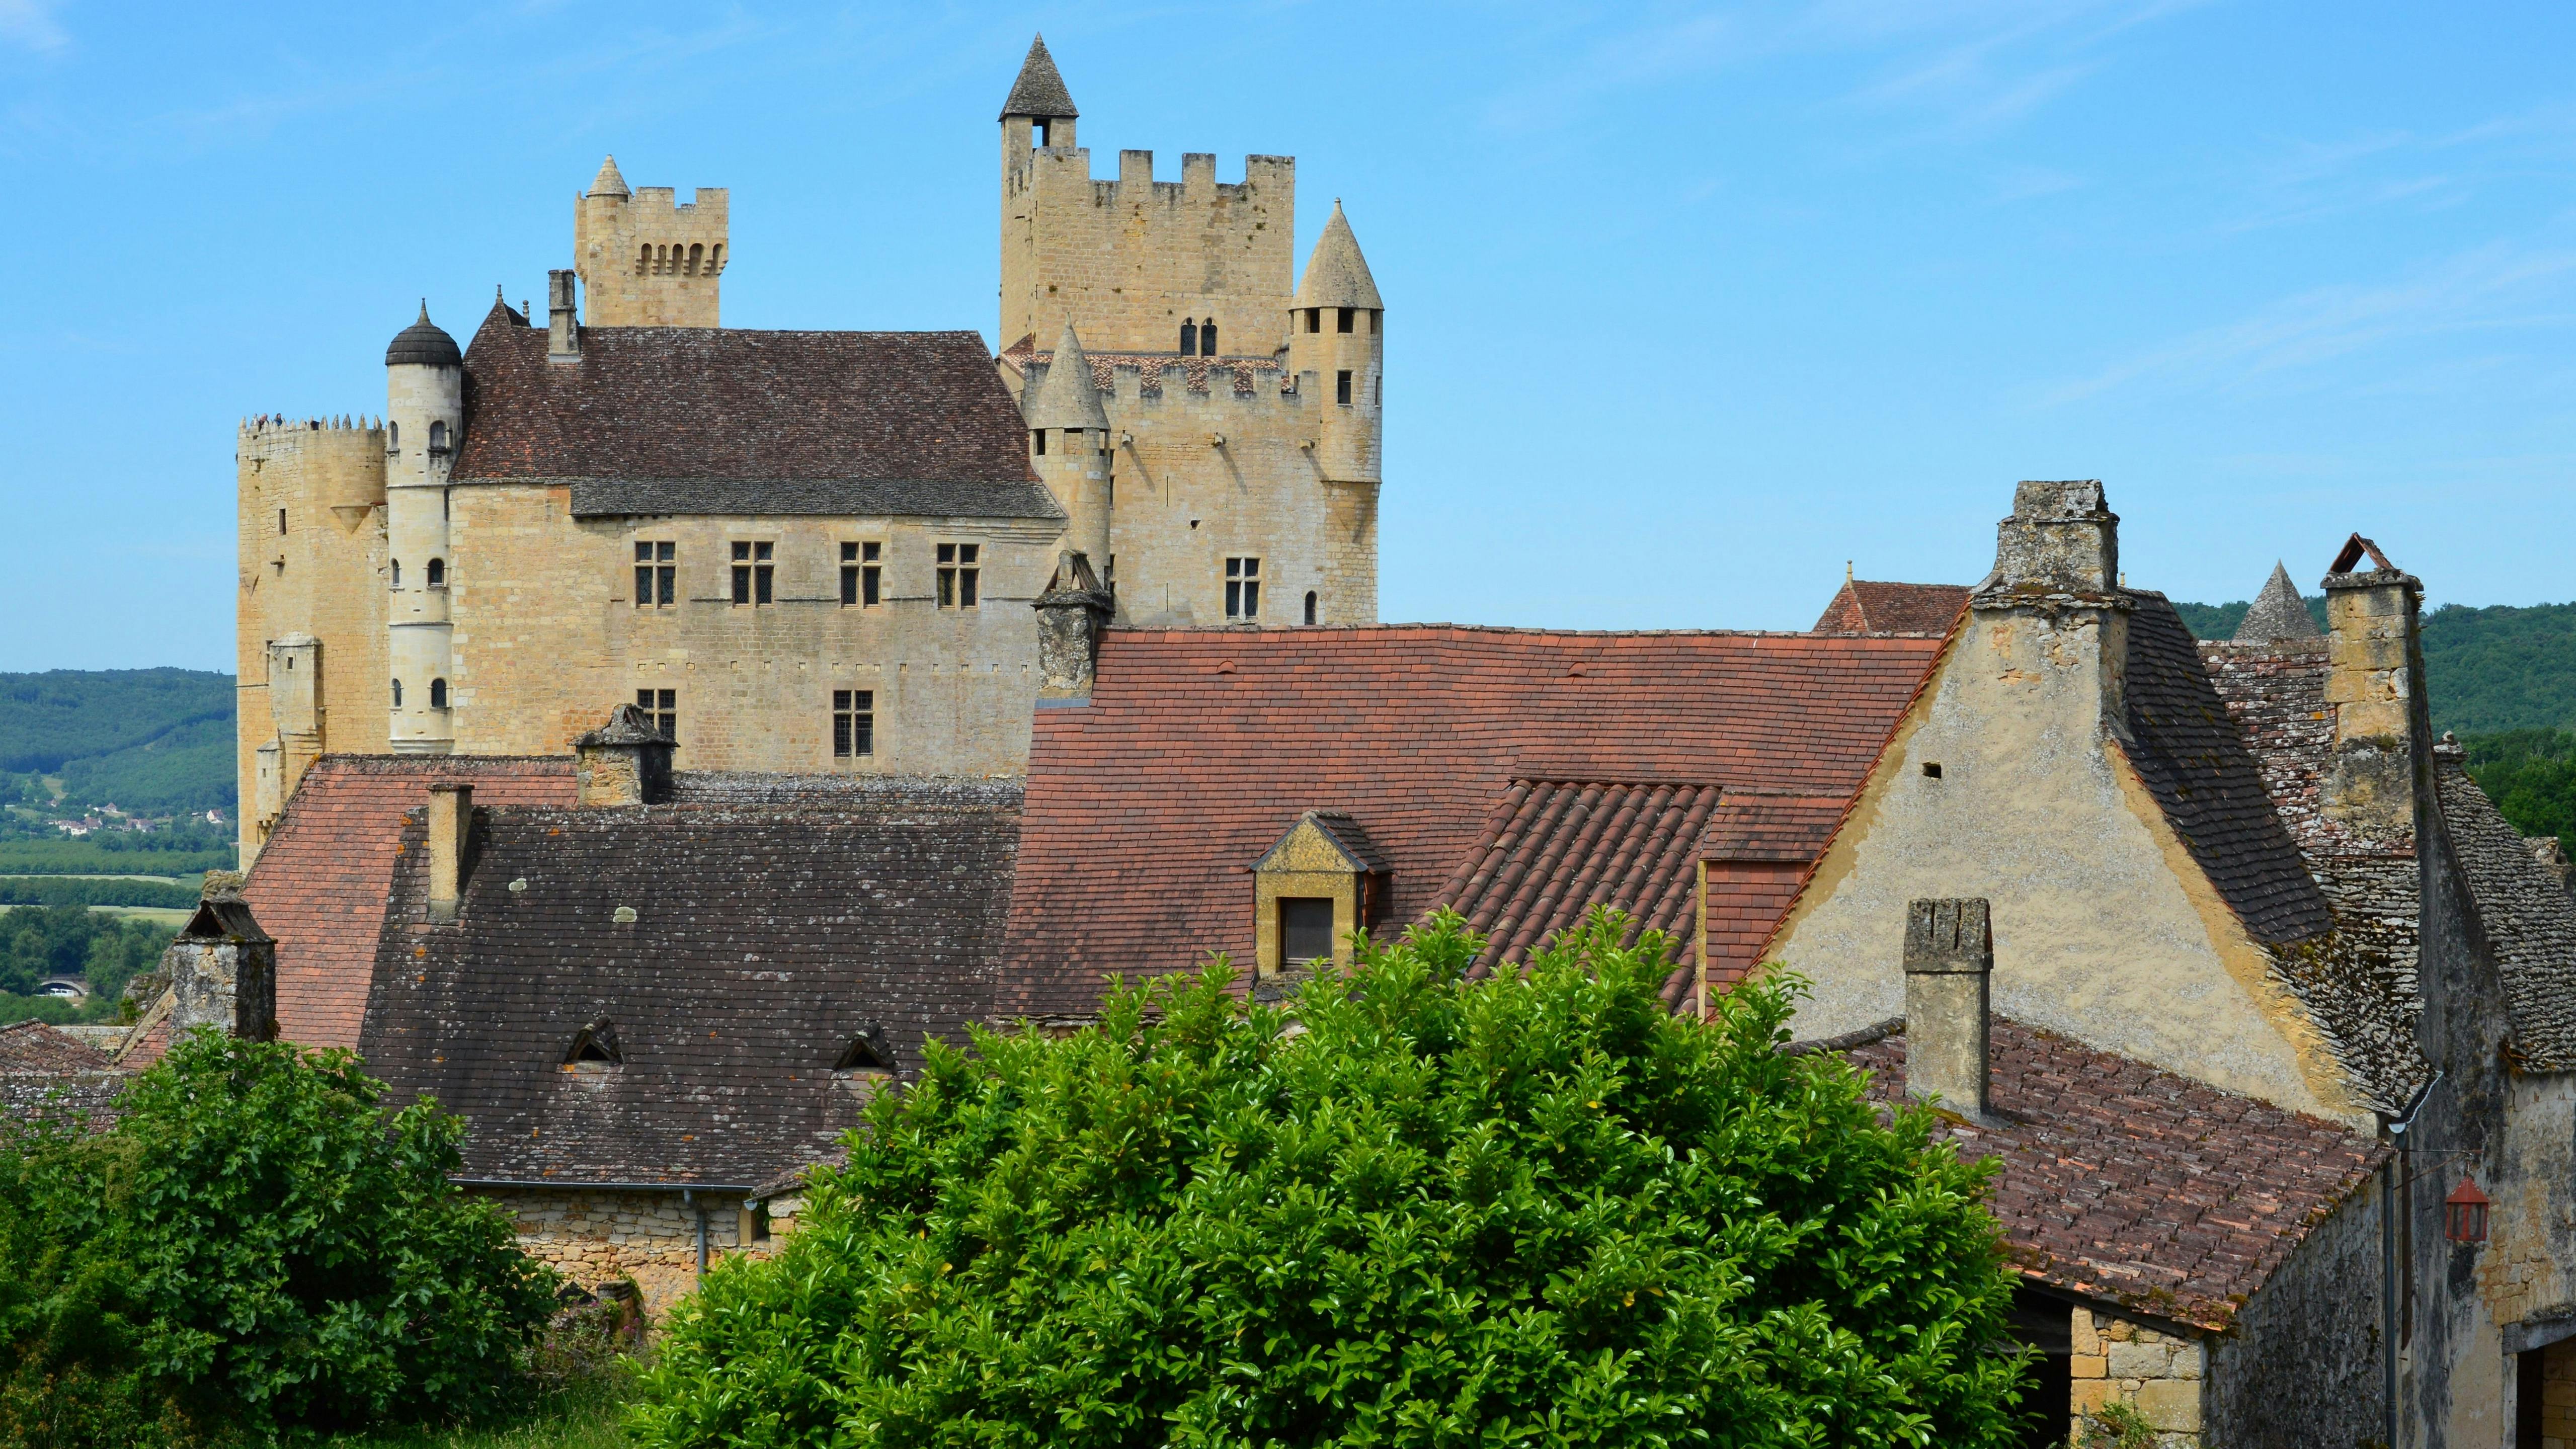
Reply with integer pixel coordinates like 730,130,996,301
234,36,1383,860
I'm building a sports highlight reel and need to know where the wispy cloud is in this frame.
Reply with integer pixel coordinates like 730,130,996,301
0,0,67,54
2036,232,2576,405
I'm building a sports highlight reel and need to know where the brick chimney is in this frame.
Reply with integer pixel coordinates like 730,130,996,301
575,704,676,807
2319,534,2423,847
1033,551,1114,703
427,783,470,923
163,889,276,1041
1903,898,1994,1116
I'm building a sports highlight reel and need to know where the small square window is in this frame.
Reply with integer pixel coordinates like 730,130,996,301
1336,306,1354,334
833,689,875,758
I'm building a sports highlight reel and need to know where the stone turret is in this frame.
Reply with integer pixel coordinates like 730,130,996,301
385,303,460,755
2235,562,2321,643
1289,202,1384,488
1022,323,1113,574
575,155,727,327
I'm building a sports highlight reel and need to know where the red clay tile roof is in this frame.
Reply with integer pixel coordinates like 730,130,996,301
1839,1017,2386,1331
1812,580,1971,636
244,756,576,1052
1435,780,1719,1007
457,306,1054,520
1698,792,1862,991
1004,626,1945,1021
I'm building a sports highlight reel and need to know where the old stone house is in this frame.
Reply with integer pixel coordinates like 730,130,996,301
236,35,1383,859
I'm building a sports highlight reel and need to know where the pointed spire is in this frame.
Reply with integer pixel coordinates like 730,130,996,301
2234,561,2323,642
1000,33,1078,121
1022,323,1110,432
588,154,630,199
1294,200,1383,310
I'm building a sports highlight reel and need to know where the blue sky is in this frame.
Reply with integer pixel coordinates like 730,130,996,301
3,2,2572,671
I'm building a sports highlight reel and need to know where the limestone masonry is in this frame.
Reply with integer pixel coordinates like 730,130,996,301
235,34,1382,860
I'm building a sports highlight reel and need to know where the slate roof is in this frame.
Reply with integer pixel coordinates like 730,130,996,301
358,779,1022,1186
1434,781,1719,1006
1000,34,1077,119
2435,751,2576,1071
2117,591,2332,945
244,756,577,1052
2235,563,2322,642
455,308,1057,521
1005,626,1945,1021
1812,580,1971,636
1840,1017,2387,1331
0,1020,126,1130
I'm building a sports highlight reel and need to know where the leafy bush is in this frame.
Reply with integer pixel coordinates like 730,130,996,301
0,1031,559,1445
633,911,2030,1449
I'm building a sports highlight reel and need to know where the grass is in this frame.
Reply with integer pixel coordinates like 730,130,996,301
320,1379,633,1449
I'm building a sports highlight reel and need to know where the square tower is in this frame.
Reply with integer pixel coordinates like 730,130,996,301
575,156,728,328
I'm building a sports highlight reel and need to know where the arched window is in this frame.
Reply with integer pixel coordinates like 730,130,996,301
636,242,652,276
428,420,448,452
1305,591,1318,625
429,678,448,709
387,421,398,451
687,243,703,276
390,678,403,708
1180,319,1197,357
1201,319,1217,355
390,559,401,589
426,558,446,588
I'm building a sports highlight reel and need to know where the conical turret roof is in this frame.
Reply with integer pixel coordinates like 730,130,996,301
385,301,462,368
1293,201,1382,310
1000,34,1078,120
588,154,630,199
1022,323,1110,432
2233,561,2322,642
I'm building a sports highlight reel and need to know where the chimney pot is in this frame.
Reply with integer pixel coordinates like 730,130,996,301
1902,898,1994,1117
575,704,676,806
427,783,471,923
1033,551,1114,702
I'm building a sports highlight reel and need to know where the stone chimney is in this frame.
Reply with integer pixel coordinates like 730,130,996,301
548,268,581,361
575,704,676,807
427,783,470,923
164,889,276,1041
2319,533,2423,846
1903,898,1993,1116
1033,551,1115,703
1987,480,2118,596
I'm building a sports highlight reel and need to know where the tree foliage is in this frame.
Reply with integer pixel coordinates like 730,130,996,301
633,911,2030,1449
2464,729,2576,855
0,905,170,1003
0,669,236,815
0,1031,557,1445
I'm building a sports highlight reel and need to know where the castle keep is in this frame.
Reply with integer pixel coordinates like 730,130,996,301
235,35,1383,859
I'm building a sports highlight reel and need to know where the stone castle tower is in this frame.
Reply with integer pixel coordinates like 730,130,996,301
995,34,1383,627
234,35,1384,860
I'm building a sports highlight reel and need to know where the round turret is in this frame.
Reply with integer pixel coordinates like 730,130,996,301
385,303,462,368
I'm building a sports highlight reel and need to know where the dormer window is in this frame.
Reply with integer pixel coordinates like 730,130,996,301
564,1018,622,1073
834,1033,894,1075
1250,811,1390,980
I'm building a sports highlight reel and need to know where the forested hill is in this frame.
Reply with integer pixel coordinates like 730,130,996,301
0,669,236,814
2171,598,2576,737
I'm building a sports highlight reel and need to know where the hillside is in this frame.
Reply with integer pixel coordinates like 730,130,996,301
0,668,235,815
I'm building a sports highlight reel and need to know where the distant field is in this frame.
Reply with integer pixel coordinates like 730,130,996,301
0,838,234,876
0,875,203,908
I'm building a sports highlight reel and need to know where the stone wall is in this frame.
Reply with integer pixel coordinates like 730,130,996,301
474,1187,789,1321
442,486,1064,775
2070,1308,2206,1447
2540,1337,2576,1448
2204,1174,2384,1447
577,183,727,328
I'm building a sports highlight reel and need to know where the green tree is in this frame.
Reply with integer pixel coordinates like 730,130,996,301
0,1031,558,1445
2463,729,2576,854
633,911,2030,1449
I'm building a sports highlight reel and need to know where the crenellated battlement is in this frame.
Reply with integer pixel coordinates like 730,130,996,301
240,414,386,439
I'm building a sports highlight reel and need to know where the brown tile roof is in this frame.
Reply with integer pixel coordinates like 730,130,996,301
1435,780,1719,1007
2434,752,2576,1071
1004,626,1945,1021
2118,592,2331,946
456,306,1057,520
358,779,1020,1186
1840,1017,2386,1331
1812,580,1971,636
245,756,577,1052
0,1019,126,1129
